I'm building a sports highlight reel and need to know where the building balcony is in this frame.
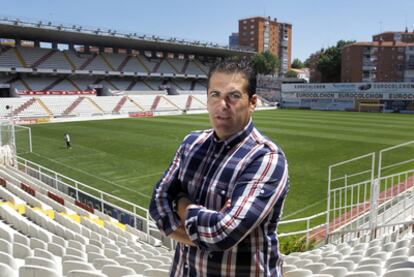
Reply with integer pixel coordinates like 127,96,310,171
362,65,376,71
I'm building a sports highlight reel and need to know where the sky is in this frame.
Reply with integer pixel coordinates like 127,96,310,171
2,0,414,61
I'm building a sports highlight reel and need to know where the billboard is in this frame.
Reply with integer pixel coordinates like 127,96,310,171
282,82,414,100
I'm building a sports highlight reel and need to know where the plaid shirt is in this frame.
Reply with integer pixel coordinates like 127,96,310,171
149,120,289,277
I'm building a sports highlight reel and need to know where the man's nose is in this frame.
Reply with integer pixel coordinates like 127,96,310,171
218,96,230,108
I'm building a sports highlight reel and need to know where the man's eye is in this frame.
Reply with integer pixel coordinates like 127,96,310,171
210,92,219,97
229,93,241,99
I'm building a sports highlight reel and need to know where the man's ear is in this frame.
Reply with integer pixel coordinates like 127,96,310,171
250,94,257,112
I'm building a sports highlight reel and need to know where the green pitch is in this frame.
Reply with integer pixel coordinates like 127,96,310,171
19,109,414,226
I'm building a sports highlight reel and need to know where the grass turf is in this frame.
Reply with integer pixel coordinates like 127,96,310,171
18,109,414,228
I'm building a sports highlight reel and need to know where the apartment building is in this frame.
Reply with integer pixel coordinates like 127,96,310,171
342,31,414,82
236,16,292,74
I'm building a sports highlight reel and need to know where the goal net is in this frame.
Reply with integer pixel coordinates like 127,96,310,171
358,103,385,113
0,121,32,155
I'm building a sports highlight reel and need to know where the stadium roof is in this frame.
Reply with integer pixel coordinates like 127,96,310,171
0,17,254,57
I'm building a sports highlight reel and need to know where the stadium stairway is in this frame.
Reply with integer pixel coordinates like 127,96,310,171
0,165,173,276
32,50,58,69
117,56,132,72
80,54,98,70
12,98,36,117
181,60,189,74
112,96,127,114
62,97,84,116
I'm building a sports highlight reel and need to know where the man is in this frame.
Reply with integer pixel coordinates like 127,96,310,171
64,133,71,149
149,61,289,276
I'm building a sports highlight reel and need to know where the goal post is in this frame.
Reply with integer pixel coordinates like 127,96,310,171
0,121,32,155
15,125,32,154
358,103,385,113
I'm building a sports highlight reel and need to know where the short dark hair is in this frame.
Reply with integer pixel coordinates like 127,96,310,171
207,61,257,99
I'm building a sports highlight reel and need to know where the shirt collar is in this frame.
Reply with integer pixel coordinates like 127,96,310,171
212,119,253,149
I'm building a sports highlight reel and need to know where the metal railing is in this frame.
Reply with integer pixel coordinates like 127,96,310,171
16,156,156,242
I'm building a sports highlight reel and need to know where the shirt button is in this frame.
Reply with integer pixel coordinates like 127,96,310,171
214,154,219,158
221,190,226,195
184,264,188,269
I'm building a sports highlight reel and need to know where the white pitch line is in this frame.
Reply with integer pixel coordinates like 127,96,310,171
31,152,151,199
282,198,326,219
115,171,165,183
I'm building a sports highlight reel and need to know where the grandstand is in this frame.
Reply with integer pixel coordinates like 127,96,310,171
0,16,252,97
0,15,413,277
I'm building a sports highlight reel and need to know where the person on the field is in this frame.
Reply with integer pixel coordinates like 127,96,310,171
64,133,71,149
149,61,289,276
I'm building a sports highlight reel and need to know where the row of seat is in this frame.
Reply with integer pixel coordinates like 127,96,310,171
0,165,173,276
283,231,414,277
0,46,210,76
0,94,209,118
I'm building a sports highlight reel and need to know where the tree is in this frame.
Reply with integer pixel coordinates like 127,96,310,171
285,70,298,78
291,58,304,69
315,40,355,82
251,51,279,75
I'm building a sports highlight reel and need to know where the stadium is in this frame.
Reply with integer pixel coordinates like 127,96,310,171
0,14,413,277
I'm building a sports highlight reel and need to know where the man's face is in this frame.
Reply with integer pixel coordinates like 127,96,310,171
207,71,256,140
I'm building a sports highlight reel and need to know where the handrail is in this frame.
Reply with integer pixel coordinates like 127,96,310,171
16,155,157,244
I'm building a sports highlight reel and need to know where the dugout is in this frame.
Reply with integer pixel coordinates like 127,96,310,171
0,84,18,97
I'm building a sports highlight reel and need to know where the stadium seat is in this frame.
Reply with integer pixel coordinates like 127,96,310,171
294,258,313,268
371,251,389,261
303,262,326,273
0,238,12,254
33,248,57,263
306,254,322,262
62,260,95,275
320,266,348,277
0,251,18,270
331,260,356,271
383,268,414,277
344,272,376,277
19,265,60,277
142,268,169,277
13,242,33,259
320,257,339,266
0,262,17,277
354,264,383,275
344,255,364,264
67,271,107,277
101,264,135,277
125,261,152,272
388,261,414,271
284,255,300,264
142,258,163,268
391,247,409,257
114,256,136,266
25,256,58,270
283,269,313,277
383,242,396,252
92,258,118,270
29,238,46,250
385,255,409,268
87,252,106,263
358,257,383,266
283,264,297,273
395,239,410,249
365,246,381,257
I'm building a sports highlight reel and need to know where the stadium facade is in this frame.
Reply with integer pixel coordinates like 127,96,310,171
282,82,414,113
0,16,254,97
